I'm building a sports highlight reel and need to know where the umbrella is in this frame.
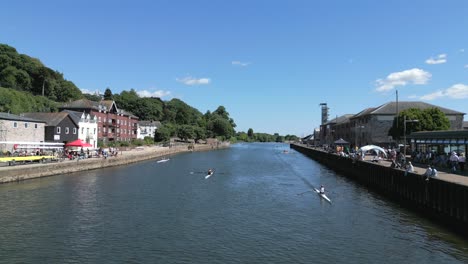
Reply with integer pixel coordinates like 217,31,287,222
65,139,93,148
359,145,387,157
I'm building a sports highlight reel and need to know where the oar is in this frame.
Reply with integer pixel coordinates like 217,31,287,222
297,190,313,196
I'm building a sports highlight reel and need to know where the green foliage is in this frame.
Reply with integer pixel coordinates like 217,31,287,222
177,124,196,141
247,128,254,138
83,93,102,101
388,108,451,140
103,87,113,100
143,136,155,145
154,124,173,142
0,87,59,113
0,44,82,102
113,90,164,121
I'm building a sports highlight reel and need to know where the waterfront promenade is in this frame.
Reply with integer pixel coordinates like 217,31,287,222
364,156,468,186
301,144,468,186
0,143,228,184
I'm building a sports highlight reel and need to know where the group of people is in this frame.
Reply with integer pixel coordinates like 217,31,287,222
423,165,438,180
412,150,466,173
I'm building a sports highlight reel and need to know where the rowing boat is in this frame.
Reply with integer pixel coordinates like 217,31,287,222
156,158,170,163
314,188,331,203
205,171,214,179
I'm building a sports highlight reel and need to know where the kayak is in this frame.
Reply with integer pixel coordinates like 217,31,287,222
314,188,332,203
205,172,214,179
156,158,170,163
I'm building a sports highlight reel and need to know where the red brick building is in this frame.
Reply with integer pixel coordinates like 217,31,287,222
59,99,139,143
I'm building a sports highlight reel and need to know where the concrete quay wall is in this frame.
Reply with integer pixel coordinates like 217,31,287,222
0,143,228,184
291,143,468,237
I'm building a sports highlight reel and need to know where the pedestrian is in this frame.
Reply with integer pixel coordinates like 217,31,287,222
423,165,432,181
431,165,438,177
459,153,466,172
449,152,459,172
405,161,414,176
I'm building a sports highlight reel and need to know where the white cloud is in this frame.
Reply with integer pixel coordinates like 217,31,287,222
137,89,171,98
460,49,465,53
420,83,468,100
232,61,251,67
465,64,468,68
375,68,431,92
176,76,211,85
425,54,447,65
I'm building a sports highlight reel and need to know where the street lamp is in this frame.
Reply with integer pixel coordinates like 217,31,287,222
403,116,419,160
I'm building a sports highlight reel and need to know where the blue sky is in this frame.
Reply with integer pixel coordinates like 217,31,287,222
2,0,468,136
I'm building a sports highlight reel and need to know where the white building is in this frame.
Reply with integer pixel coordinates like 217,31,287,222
63,110,98,148
137,121,161,140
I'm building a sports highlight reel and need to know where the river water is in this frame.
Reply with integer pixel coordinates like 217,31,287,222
1,143,467,263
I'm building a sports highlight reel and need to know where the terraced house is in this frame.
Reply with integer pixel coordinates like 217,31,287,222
59,99,139,144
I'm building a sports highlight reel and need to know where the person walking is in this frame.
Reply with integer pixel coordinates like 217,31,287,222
459,153,466,172
449,152,459,173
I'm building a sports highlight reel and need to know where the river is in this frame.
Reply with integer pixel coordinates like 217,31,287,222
1,143,467,263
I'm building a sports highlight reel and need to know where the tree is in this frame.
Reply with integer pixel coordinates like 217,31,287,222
388,108,450,140
247,128,254,138
154,125,172,142
103,87,113,100
177,125,196,141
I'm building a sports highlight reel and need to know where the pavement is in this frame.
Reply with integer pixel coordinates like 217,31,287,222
365,157,468,186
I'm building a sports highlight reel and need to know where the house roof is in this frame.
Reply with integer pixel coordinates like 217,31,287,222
0,112,46,123
61,110,96,124
351,107,377,119
61,99,101,110
410,130,468,139
325,114,354,125
138,120,161,127
22,112,76,127
370,101,464,115
60,99,138,119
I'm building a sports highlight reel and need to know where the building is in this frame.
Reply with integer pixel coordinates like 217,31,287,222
0,112,46,151
410,130,467,157
59,99,139,143
319,114,354,146
62,110,98,148
319,101,465,147
22,112,79,144
137,120,161,140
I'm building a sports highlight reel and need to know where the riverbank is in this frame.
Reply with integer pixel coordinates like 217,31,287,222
290,143,468,238
0,142,229,184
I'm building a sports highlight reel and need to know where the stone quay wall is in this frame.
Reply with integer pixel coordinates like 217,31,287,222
0,143,229,184
291,143,468,237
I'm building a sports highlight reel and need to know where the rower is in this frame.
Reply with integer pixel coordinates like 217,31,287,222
207,169,213,175
319,185,325,194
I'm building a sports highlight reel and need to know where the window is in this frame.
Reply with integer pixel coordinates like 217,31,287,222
73,128,77,134
65,127,69,134
94,128,96,134
25,123,28,128
13,122,17,128
57,127,61,134
35,124,38,129
81,127,84,134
